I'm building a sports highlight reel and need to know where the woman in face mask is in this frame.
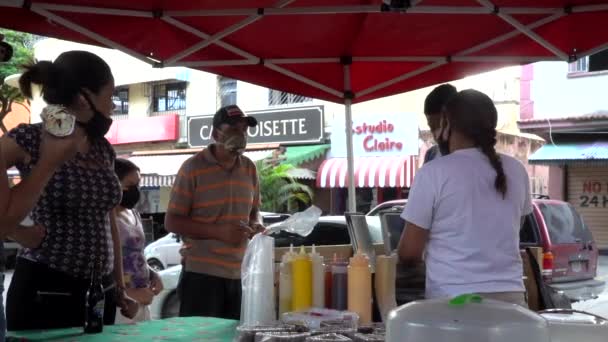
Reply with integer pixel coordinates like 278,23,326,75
398,89,532,307
1,50,138,330
113,159,163,323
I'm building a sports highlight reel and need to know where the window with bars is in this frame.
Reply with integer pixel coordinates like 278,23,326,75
268,89,313,106
112,88,129,116
569,56,589,73
568,49,608,74
218,77,237,107
153,82,187,112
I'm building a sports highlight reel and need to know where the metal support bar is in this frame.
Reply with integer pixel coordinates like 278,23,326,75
3,3,602,18
453,56,561,62
29,5,154,65
2,0,24,8
170,54,562,67
356,60,447,98
353,56,443,62
352,9,566,98
572,4,608,13
476,0,569,61
165,15,261,65
173,59,258,67
266,58,340,64
497,13,569,60
161,16,259,61
580,41,608,59
343,63,356,213
164,5,565,17
165,0,295,66
35,3,152,17
264,62,343,98
457,12,565,56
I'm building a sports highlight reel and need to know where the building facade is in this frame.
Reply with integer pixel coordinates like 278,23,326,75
519,55,608,249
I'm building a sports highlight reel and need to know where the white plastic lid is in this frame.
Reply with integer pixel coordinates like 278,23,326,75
386,295,551,342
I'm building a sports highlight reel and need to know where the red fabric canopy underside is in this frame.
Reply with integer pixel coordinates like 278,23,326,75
1,0,608,103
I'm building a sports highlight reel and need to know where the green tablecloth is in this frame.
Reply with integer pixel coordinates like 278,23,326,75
7,317,238,342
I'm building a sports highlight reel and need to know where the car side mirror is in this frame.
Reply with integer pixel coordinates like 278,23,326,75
172,233,181,243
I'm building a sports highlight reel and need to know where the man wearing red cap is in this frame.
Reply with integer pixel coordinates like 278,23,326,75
165,105,265,319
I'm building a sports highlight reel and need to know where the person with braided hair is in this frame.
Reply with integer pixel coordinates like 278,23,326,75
397,89,532,307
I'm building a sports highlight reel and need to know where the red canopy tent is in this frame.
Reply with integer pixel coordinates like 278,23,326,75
2,0,608,210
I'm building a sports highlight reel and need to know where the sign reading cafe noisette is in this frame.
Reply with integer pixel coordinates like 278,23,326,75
188,106,324,148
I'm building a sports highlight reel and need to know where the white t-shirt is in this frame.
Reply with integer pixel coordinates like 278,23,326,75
401,148,532,299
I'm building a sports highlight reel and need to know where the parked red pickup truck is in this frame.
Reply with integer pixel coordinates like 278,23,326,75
369,197,606,302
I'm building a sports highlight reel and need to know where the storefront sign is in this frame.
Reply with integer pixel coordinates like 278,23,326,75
580,180,608,208
106,114,179,145
330,112,418,158
187,106,324,148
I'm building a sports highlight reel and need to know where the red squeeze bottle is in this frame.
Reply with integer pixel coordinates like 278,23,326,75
325,263,333,308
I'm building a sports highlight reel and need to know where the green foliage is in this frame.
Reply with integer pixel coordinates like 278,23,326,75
256,160,313,213
0,29,36,133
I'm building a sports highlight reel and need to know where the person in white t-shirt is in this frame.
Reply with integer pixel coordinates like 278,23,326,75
398,89,532,307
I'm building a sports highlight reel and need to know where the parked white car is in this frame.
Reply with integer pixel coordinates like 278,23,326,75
144,233,182,271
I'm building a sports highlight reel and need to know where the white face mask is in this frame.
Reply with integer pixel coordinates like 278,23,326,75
218,129,247,155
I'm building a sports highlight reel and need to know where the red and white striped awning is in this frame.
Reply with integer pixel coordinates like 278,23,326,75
317,156,417,189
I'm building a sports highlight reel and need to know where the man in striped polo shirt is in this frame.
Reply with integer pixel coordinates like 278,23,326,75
165,105,265,319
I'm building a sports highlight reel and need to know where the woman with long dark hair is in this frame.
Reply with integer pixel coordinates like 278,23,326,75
0,50,137,330
398,89,532,306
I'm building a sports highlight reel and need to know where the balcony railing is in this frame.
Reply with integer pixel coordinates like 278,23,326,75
268,90,313,107
150,109,187,117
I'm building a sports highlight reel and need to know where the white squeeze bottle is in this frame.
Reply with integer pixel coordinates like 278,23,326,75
309,244,325,308
279,244,296,315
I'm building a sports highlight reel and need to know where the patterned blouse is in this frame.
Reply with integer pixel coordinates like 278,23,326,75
116,210,150,288
8,124,121,278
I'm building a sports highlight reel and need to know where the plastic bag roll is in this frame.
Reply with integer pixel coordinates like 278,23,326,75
374,254,397,322
241,234,276,327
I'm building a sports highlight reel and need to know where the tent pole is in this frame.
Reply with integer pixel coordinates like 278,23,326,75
342,59,356,212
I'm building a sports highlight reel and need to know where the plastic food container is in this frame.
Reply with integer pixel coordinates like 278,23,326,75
306,333,352,341
386,294,551,342
255,331,312,342
540,309,608,342
235,325,296,342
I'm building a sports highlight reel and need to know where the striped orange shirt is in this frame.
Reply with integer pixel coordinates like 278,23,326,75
167,144,260,279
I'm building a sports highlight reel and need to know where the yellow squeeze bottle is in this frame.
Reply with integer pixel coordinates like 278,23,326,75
291,245,312,311
348,252,372,324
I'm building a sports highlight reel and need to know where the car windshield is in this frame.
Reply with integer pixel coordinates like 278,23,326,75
270,216,384,247
538,202,593,244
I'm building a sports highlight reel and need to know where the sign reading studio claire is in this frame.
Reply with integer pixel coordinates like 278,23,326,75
330,112,418,158
188,106,324,148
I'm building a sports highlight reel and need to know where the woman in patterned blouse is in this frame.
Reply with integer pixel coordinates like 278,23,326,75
0,133,84,339
0,50,137,330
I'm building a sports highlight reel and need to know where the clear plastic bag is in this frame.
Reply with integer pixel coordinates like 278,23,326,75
266,206,322,237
